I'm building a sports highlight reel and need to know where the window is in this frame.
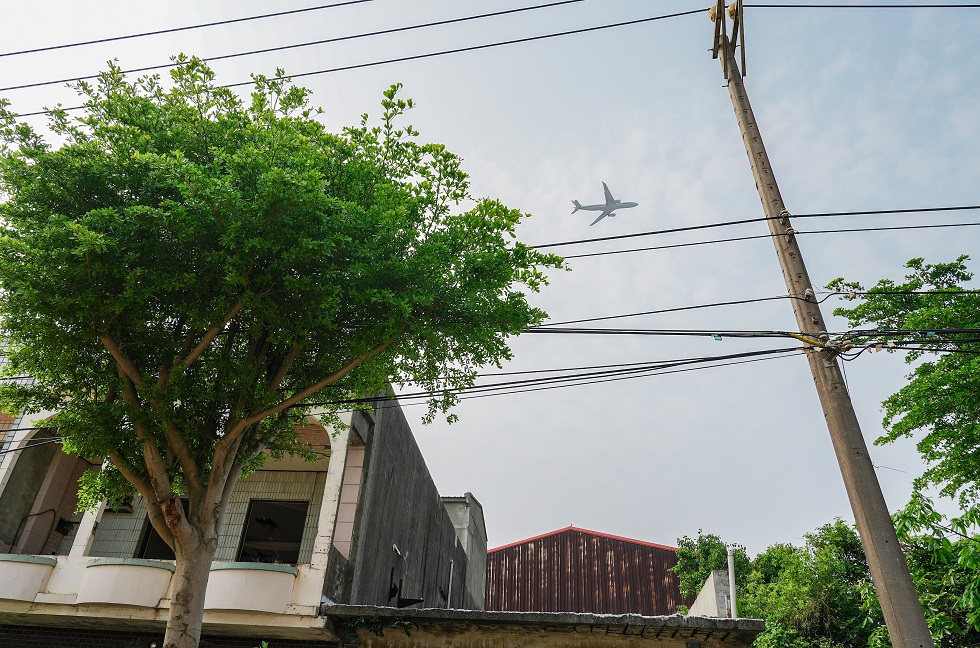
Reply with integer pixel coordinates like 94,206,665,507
236,500,309,564
137,498,187,560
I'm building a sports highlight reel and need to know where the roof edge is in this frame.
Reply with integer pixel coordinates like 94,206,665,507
321,603,765,631
488,526,679,553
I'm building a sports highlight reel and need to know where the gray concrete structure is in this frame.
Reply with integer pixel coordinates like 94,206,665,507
688,570,731,618
441,493,487,609
324,405,484,610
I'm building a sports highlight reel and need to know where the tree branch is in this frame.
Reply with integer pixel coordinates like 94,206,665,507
171,300,243,375
107,451,175,549
239,328,404,432
101,327,203,496
100,335,145,391
116,370,171,499
205,431,246,512
215,442,260,516
268,344,301,391
209,329,403,480
161,422,203,494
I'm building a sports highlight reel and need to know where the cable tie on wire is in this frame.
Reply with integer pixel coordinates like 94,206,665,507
712,334,723,341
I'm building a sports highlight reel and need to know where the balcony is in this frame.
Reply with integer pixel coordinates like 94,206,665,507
204,562,299,614
0,554,57,602
75,557,175,607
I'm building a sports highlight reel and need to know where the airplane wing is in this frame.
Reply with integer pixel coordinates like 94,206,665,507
602,181,614,204
589,210,612,226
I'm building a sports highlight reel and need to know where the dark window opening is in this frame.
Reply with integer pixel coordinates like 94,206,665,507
137,498,187,560
236,500,309,564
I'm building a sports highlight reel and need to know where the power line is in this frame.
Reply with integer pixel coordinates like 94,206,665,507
745,4,980,8
525,326,980,338
796,205,980,219
534,205,980,250
561,221,980,260
542,296,795,326
2,1,973,61
0,436,64,457
525,326,799,339
539,289,980,327
308,346,805,407
479,358,681,376
0,0,587,94
323,350,802,414
3,344,969,448
12,8,708,118
438,349,803,402
0,0,378,59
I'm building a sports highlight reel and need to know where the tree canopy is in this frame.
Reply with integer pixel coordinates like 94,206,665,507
0,57,561,647
828,257,980,506
675,517,980,648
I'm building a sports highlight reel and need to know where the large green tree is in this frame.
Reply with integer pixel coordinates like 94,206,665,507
890,495,980,647
0,58,561,648
674,518,980,648
743,521,882,648
827,256,980,505
828,257,980,646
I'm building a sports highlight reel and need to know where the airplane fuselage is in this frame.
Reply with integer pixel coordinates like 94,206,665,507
576,200,638,213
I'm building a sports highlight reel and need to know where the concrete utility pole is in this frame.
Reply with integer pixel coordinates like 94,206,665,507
710,4,934,647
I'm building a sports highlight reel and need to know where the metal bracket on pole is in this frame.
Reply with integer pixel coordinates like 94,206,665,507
710,0,729,79
728,1,746,77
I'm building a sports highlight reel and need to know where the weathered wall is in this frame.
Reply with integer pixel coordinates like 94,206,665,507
0,436,56,550
325,605,765,648
89,470,327,563
346,403,474,610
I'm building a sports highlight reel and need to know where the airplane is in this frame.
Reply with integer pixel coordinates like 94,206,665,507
571,182,638,226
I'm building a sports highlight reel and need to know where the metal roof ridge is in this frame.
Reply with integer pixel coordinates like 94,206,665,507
488,525,679,553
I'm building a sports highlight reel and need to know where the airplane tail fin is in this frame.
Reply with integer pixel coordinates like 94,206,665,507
571,200,581,214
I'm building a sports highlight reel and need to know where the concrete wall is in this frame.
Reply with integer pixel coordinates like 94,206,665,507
343,403,476,610
688,569,730,618
0,435,57,551
442,493,487,609
89,470,327,563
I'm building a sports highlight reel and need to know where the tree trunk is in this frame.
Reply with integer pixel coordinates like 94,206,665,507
164,532,219,648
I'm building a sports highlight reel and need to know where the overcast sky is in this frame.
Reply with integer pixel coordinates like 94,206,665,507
3,1,978,555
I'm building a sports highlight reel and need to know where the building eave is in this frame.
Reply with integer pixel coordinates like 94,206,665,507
321,603,764,646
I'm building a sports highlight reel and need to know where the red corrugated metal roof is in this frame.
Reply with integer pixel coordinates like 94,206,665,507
489,526,679,554
486,526,691,615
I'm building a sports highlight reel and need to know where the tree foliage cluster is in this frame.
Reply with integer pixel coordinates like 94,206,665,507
0,57,561,647
672,256,980,648
828,256,980,507
672,512,980,648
